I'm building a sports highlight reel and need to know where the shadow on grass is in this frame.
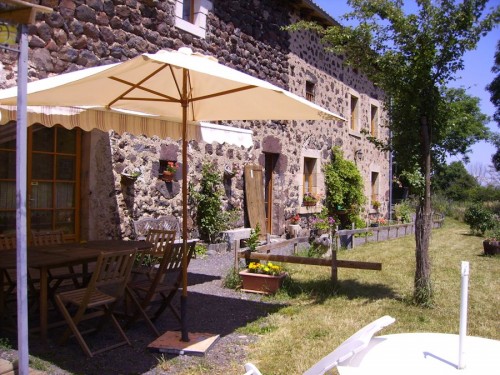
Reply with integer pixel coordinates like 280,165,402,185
282,276,398,304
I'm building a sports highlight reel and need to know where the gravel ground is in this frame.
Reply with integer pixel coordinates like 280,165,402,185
0,250,282,375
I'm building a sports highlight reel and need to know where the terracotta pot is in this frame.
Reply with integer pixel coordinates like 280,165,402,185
303,200,317,207
162,171,174,182
239,269,286,295
483,240,500,256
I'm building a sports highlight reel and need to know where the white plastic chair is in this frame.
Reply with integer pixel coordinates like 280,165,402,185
243,315,395,375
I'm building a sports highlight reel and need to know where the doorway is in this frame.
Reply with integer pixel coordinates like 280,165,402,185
0,123,81,240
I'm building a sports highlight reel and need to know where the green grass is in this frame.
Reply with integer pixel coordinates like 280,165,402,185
240,219,499,374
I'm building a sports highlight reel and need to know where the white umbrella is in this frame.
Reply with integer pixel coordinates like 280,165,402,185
0,47,345,341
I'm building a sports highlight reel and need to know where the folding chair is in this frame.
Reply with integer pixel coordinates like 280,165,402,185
54,249,137,357
126,234,195,336
0,235,18,323
243,315,396,375
131,229,177,281
32,230,82,290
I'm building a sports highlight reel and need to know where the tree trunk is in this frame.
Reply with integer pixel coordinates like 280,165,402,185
414,115,433,306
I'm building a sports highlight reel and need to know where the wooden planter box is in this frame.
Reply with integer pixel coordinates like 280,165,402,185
239,269,286,295
303,201,317,207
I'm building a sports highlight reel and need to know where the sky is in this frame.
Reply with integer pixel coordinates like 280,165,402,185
314,0,499,169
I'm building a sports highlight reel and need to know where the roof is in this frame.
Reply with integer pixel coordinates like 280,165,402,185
292,0,341,27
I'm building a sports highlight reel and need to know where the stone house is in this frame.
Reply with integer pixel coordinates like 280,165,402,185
0,0,389,242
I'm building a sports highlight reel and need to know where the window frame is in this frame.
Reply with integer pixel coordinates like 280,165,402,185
175,0,212,38
350,92,359,132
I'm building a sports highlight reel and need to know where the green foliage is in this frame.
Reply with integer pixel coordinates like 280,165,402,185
464,204,496,235
432,161,479,201
194,243,207,258
487,41,500,126
0,337,11,349
324,147,365,228
394,200,412,223
485,222,500,241
191,162,226,243
223,267,242,290
246,223,261,252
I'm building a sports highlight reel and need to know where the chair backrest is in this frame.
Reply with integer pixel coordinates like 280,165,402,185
0,234,16,250
144,229,177,258
88,250,138,298
303,315,396,375
243,363,263,375
31,230,64,246
133,216,180,240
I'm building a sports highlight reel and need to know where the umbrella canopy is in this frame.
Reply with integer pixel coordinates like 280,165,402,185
0,47,345,341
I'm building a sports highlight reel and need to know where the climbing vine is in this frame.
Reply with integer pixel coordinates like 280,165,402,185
324,147,365,228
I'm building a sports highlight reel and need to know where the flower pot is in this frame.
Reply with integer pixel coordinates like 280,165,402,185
303,201,317,207
483,240,500,256
161,171,174,182
239,269,286,295
288,224,301,237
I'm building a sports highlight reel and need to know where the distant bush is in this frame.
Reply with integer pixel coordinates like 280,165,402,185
464,204,495,235
394,200,413,223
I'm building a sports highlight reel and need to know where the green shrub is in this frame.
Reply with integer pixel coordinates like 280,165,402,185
324,147,365,228
223,267,241,290
191,162,233,243
464,204,495,235
246,223,261,252
394,200,413,223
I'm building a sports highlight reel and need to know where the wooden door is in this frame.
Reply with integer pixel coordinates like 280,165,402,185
244,164,266,238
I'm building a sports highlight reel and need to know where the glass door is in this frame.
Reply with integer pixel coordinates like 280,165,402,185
28,125,81,240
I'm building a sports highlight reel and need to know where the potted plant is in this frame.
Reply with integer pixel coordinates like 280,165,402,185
120,169,141,183
288,214,301,237
372,200,381,210
309,211,336,236
161,161,178,182
303,192,319,206
483,225,500,256
224,164,240,178
239,261,286,295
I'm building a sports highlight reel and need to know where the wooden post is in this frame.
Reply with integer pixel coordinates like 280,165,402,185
331,250,338,284
233,240,239,270
351,223,355,249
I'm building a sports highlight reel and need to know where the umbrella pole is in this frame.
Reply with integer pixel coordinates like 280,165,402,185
181,68,189,342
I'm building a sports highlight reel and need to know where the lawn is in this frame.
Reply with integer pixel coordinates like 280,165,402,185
240,219,499,374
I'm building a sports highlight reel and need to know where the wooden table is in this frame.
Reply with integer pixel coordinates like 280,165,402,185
0,240,152,342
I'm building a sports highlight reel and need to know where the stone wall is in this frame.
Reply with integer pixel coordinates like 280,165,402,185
0,0,390,240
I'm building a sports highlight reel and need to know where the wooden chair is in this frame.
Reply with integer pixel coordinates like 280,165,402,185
0,235,18,323
132,229,177,281
31,230,82,290
54,249,137,357
125,234,195,336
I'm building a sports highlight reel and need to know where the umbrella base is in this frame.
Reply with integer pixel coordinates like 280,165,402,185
147,331,220,356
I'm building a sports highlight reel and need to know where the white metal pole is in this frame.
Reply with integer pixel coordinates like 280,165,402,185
458,261,469,370
16,23,29,375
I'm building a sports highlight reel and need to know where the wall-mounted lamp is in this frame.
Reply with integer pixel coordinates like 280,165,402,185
355,149,364,161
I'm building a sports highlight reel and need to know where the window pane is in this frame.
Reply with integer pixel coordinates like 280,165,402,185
56,209,74,234
0,211,16,234
32,125,54,152
30,210,53,231
0,182,16,209
56,156,75,180
0,150,16,179
56,183,75,208
31,182,53,209
57,127,76,154
183,0,193,22
0,123,16,149
32,154,54,179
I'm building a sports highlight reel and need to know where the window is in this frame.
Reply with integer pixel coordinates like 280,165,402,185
306,81,315,102
370,104,379,137
175,0,212,38
371,171,379,203
182,0,194,22
350,94,359,132
303,157,316,195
